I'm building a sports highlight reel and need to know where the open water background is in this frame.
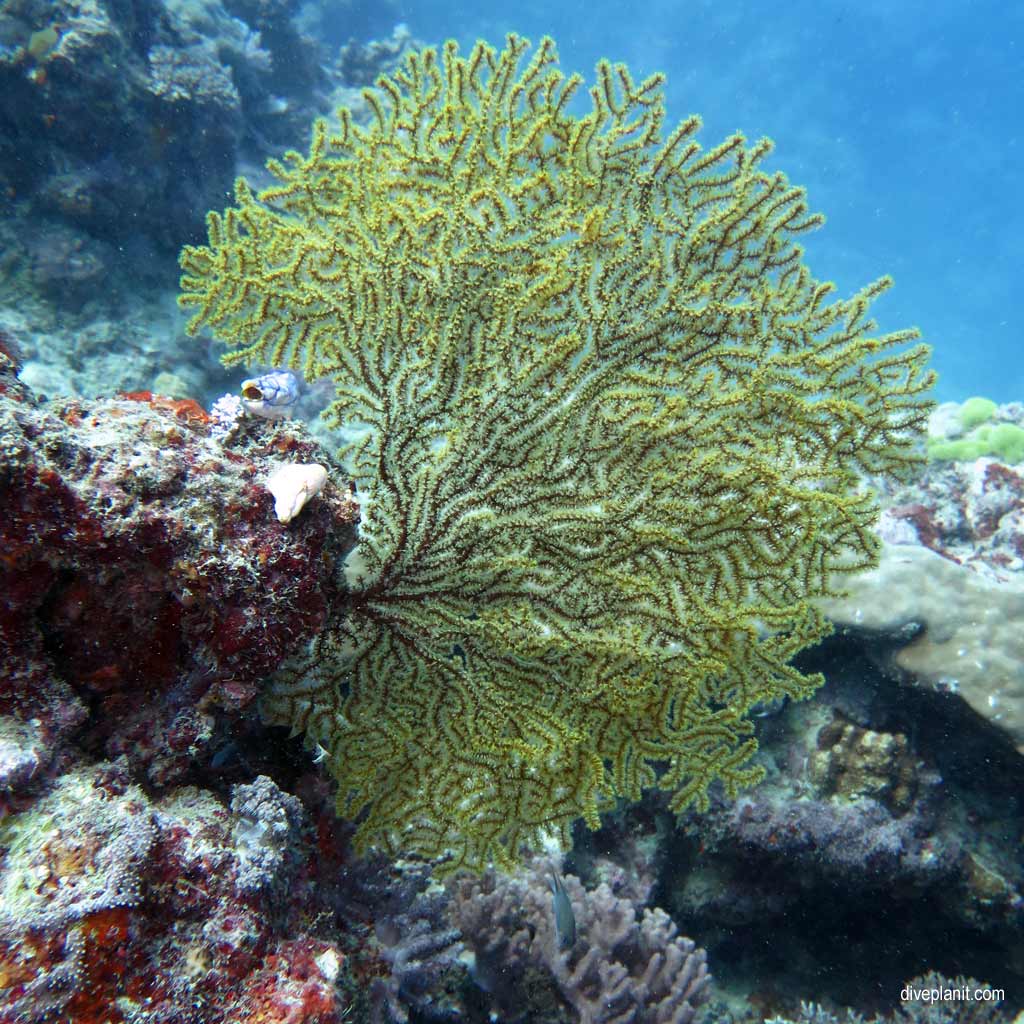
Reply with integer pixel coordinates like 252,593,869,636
351,0,1023,404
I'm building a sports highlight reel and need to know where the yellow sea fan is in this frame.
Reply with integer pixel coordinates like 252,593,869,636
180,35,934,872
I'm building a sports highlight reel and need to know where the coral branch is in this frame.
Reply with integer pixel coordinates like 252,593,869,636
180,34,935,871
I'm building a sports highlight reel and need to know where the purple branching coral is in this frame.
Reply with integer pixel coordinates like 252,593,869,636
451,861,711,1024
328,851,465,1023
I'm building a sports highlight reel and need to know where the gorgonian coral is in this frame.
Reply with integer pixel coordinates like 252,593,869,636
179,35,934,871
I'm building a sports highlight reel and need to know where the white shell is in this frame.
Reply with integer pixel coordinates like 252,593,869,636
266,463,328,523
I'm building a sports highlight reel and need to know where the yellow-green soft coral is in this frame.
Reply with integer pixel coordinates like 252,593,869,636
927,397,1024,464
179,35,935,872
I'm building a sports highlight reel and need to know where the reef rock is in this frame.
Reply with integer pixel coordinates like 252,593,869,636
0,350,358,789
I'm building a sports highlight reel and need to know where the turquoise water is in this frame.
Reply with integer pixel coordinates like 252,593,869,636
383,0,1023,404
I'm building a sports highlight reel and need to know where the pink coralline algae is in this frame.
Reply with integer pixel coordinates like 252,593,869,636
879,457,1024,577
0,764,355,1023
0,341,368,1020
0,344,358,787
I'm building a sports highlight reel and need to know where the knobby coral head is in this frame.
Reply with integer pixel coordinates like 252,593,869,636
178,34,935,873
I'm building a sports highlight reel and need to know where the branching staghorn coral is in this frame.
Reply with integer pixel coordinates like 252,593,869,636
179,35,935,872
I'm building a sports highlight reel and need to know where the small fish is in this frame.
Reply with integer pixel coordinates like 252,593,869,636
263,95,290,115
549,869,576,950
240,369,301,420
209,741,238,770
752,696,788,718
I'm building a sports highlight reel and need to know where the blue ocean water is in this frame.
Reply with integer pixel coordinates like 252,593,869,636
378,0,1023,405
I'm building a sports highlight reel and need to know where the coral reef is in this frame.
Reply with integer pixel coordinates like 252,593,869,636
0,3,426,485
0,344,357,788
0,0,323,248
640,627,1024,1018
331,854,465,1022
807,718,918,814
180,33,934,871
882,459,1024,578
230,775,307,893
0,763,358,1022
0,308,214,402
5,11,1023,1024
1,0,239,267
334,22,415,85
882,398,1024,574
928,397,1024,465
0,0,418,359
812,398,1024,754
451,859,711,1024
819,540,1024,749
1,345,1021,1019
1,768,156,935
0,352,473,1022
549,455,1024,1017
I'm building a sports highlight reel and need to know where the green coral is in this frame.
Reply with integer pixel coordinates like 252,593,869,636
928,422,1024,464
958,396,997,430
179,35,934,871
928,397,1024,464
